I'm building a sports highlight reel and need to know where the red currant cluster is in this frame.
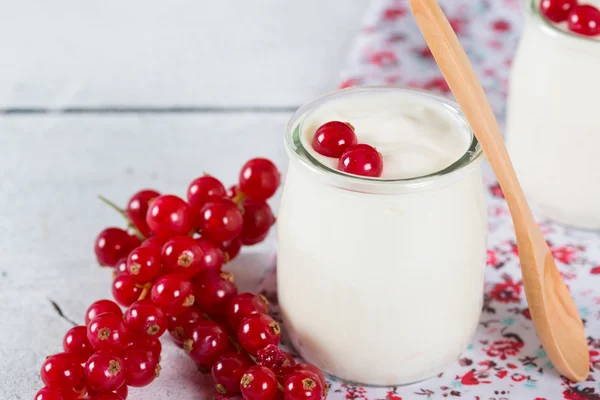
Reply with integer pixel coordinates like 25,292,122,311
34,158,328,400
312,121,383,177
540,0,600,37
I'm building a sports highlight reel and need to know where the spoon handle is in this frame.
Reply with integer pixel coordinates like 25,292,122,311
408,0,539,240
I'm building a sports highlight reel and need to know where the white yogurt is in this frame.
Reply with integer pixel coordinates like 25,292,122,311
277,87,487,385
300,92,471,179
507,0,600,229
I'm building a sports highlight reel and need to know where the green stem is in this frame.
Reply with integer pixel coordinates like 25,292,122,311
97,195,145,240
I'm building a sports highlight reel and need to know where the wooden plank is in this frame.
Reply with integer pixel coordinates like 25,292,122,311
0,114,287,398
0,0,368,108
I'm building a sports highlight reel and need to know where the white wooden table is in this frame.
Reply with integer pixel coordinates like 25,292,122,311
0,2,368,398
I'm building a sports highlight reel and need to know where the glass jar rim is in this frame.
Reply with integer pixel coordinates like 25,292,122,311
527,0,600,49
284,86,484,191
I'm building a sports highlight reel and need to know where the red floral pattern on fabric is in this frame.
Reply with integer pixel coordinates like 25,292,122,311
257,0,600,398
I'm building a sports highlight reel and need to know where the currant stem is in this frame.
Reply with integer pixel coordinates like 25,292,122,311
77,386,88,399
231,191,247,206
138,283,151,301
97,195,146,240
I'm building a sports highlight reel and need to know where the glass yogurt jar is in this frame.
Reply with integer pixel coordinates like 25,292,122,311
277,87,487,386
507,0,600,229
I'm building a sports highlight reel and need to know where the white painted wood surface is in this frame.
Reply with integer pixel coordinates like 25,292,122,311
0,114,289,399
0,1,369,397
1,0,368,108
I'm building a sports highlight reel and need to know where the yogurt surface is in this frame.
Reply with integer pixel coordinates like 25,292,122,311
300,91,470,179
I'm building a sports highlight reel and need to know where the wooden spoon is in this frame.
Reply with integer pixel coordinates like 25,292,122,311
408,0,589,382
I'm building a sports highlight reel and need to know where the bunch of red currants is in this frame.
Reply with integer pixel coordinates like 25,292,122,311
34,158,328,400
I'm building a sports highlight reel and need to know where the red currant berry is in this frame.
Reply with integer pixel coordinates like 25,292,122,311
338,144,383,177
240,201,275,245
40,353,84,392
161,236,204,278
88,393,123,400
183,320,229,366
226,184,241,200
122,345,161,387
145,194,192,238
87,313,129,351
87,385,128,400
187,176,227,218
195,238,226,270
227,293,269,330
95,228,140,267
312,121,358,157
34,387,68,400
85,300,122,326
126,337,162,359
257,344,296,376
239,158,281,201
291,363,326,391
237,314,281,355
115,258,128,276
212,352,252,395
540,0,578,23
221,237,242,261
126,246,161,283
568,5,600,36
150,275,195,316
198,199,243,242
62,326,93,363
126,189,160,238
240,366,279,400
112,274,142,307
124,299,167,339
284,370,324,400
140,235,169,251
167,307,205,347
193,270,238,315
84,352,126,392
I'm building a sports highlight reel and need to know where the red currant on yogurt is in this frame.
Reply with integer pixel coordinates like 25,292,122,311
338,144,383,177
87,313,129,352
284,370,325,400
145,194,192,238
85,299,123,325
150,274,195,316
568,4,600,36
240,366,279,400
212,352,252,394
40,353,84,392
312,121,358,157
240,201,275,245
183,320,229,366
126,246,161,283
540,0,578,22
198,198,244,242
239,158,281,201
62,326,93,363
161,236,204,278
124,299,167,339
94,228,140,267
84,352,126,392
126,189,160,238
237,314,281,355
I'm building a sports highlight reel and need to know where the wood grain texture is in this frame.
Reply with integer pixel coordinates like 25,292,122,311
0,114,287,398
408,0,589,382
0,0,368,108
